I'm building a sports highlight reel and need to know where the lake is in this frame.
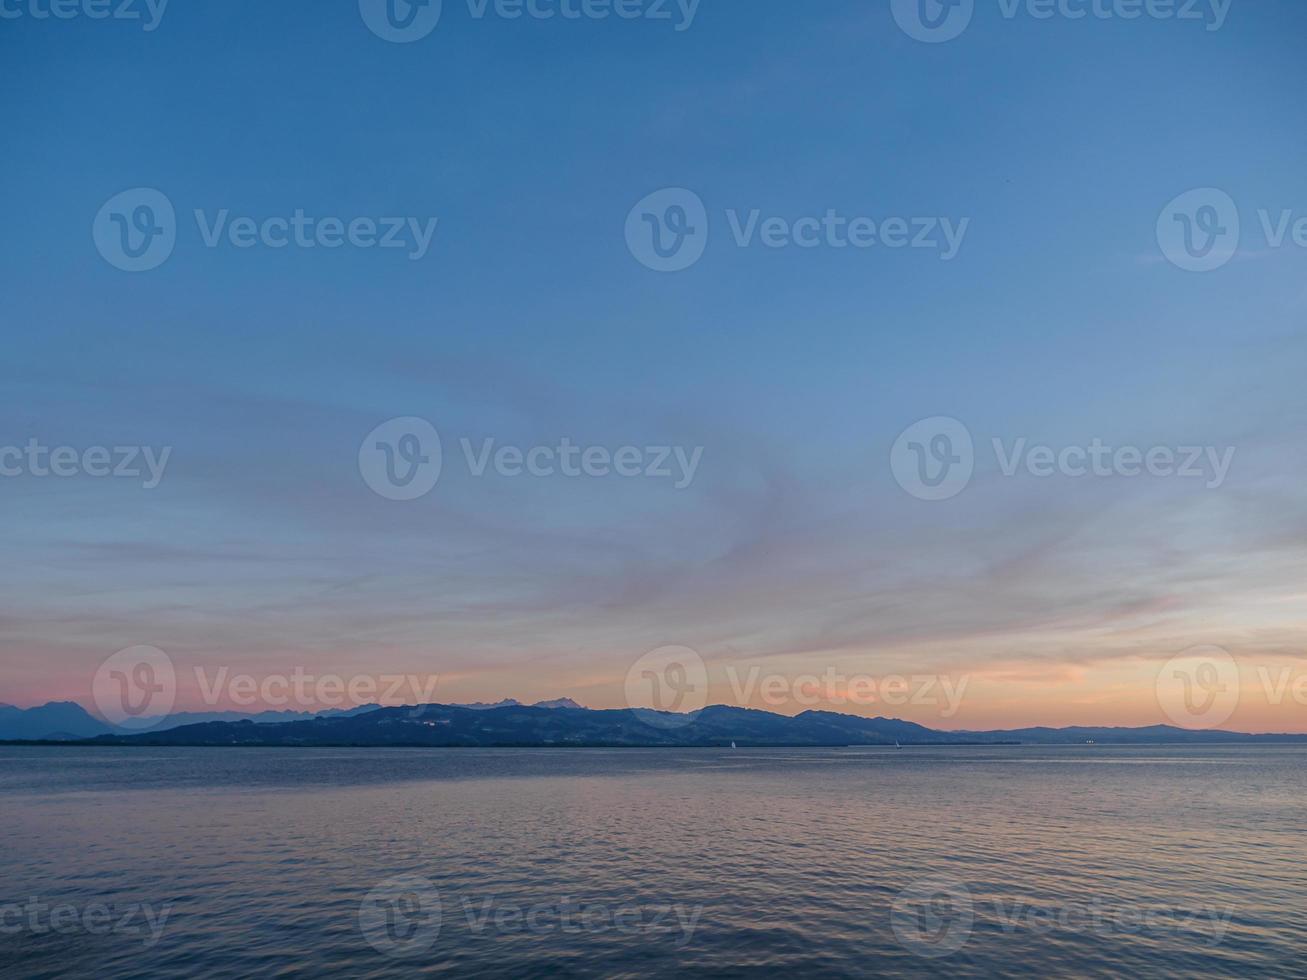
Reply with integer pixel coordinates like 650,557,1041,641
2,744,1304,977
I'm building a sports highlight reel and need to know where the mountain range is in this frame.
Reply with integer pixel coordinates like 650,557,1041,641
4,699,1306,747
0,698,584,741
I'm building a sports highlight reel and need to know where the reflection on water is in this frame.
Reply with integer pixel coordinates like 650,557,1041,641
2,745,1304,978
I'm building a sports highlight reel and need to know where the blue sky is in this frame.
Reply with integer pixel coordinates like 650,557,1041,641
2,0,1305,729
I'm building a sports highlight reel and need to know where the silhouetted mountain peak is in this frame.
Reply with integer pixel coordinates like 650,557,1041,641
456,699,524,710
0,701,113,741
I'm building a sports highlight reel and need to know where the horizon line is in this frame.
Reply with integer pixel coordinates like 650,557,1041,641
7,697,1306,738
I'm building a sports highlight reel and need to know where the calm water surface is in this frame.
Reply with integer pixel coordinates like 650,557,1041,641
2,745,1304,978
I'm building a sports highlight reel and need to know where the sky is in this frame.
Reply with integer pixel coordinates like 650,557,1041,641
2,0,1306,732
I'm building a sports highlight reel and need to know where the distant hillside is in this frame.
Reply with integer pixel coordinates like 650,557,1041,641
28,702,1303,748
953,723,1276,744
7,700,1306,748
135,704,382,729
450,698,587,711
0,696,584,742
87,703,935,748
0,701,382,740
0,702,112,741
